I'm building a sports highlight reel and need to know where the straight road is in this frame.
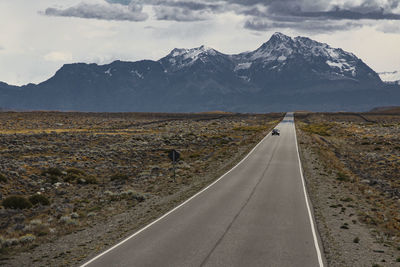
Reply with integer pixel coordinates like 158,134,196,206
82,112,324,267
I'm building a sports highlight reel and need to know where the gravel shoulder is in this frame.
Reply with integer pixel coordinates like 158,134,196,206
296,113,400,267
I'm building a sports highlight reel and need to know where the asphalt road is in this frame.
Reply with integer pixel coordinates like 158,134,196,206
82,112,324,267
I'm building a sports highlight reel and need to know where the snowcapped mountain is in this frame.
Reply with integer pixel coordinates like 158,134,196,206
234,32,380,88
0,32,398,112
379,71,400,84
159,32,381,93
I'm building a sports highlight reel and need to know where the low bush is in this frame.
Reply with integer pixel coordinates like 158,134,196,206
110,173,129,181
302,123,333,136
3,238,18,247
340,197,353,202
29,194,50,206
64,173,77,183
66,168,86,176
122,190,145,202
19,234,36,244
77,175,97,184
2,196,32,209
337,172,350,182
47,175,59,184
42,167,62,176
0,174,6,183
59,216,78,225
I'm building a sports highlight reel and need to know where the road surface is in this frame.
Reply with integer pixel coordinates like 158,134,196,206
82,112,324,267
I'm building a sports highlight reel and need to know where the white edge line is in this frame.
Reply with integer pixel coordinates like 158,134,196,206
81,124,274,266
293,114,324,267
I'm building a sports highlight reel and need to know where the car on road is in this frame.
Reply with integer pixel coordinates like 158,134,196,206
272,129,280,136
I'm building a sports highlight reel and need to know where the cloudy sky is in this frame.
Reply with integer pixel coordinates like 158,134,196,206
1,0,400,85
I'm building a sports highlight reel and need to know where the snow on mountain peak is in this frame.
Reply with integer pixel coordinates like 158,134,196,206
169,45,216,58
379,70,400,84
235,32,360,77
164,45,219,69
270,32,292,42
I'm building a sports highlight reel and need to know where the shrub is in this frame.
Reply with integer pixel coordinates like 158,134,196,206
0,174,6,183
302,123,333,136
64,173,77,183
4,238,18,247
66,168,85,176
42,167,62,176
19,234,36,244
70,212,79,219
110,173,129,181
27,220,50,236
77,176,97,184
85,176,98,184
59,216,77,225
29,194,50,206
337,172,350,182
340,197,353,202
47,175,59,184
353,237,360,243
122,190,145,202
0,236,5,249
2,196,32,209
340,223,349,229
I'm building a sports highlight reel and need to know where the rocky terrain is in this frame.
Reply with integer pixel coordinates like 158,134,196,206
0,111,282,266
296,111,400,266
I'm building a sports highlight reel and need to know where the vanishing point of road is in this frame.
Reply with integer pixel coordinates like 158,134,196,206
82,112,325,267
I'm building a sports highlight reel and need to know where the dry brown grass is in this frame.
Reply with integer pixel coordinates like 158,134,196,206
0,111,283,262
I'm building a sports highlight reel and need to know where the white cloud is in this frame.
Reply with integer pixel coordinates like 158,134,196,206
44,51,73,62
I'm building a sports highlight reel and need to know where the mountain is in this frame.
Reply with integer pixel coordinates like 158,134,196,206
0,32,399,112
379,71,400,85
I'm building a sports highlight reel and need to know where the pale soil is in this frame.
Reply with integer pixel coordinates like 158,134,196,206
296,117,400,267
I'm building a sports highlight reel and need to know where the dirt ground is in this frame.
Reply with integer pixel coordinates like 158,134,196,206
296,112,400,267
0,111,282,266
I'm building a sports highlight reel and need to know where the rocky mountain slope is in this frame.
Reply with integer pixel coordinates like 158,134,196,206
0,33,398,112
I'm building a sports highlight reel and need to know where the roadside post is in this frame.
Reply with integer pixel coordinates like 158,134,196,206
168,149,180,180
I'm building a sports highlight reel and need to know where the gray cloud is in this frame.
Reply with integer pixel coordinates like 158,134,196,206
152,1,225,21
42,0,400,32
229,0,400,21
43,2,148,21
153,6,210,21
244,17,365,33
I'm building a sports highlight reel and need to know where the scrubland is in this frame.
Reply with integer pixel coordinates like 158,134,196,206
0,111,282,266
296,111,400,266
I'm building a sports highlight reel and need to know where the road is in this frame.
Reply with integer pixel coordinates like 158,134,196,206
82,112,324,267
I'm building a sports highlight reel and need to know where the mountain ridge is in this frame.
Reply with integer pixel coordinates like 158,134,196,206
0,32,399,112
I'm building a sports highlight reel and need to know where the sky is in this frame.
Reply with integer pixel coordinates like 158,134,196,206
0,0,400,85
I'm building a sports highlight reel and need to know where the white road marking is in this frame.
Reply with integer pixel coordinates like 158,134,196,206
293,114,325,267
81,126,273,267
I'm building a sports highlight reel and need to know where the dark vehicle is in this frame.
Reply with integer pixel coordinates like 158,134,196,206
272,129,280,136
